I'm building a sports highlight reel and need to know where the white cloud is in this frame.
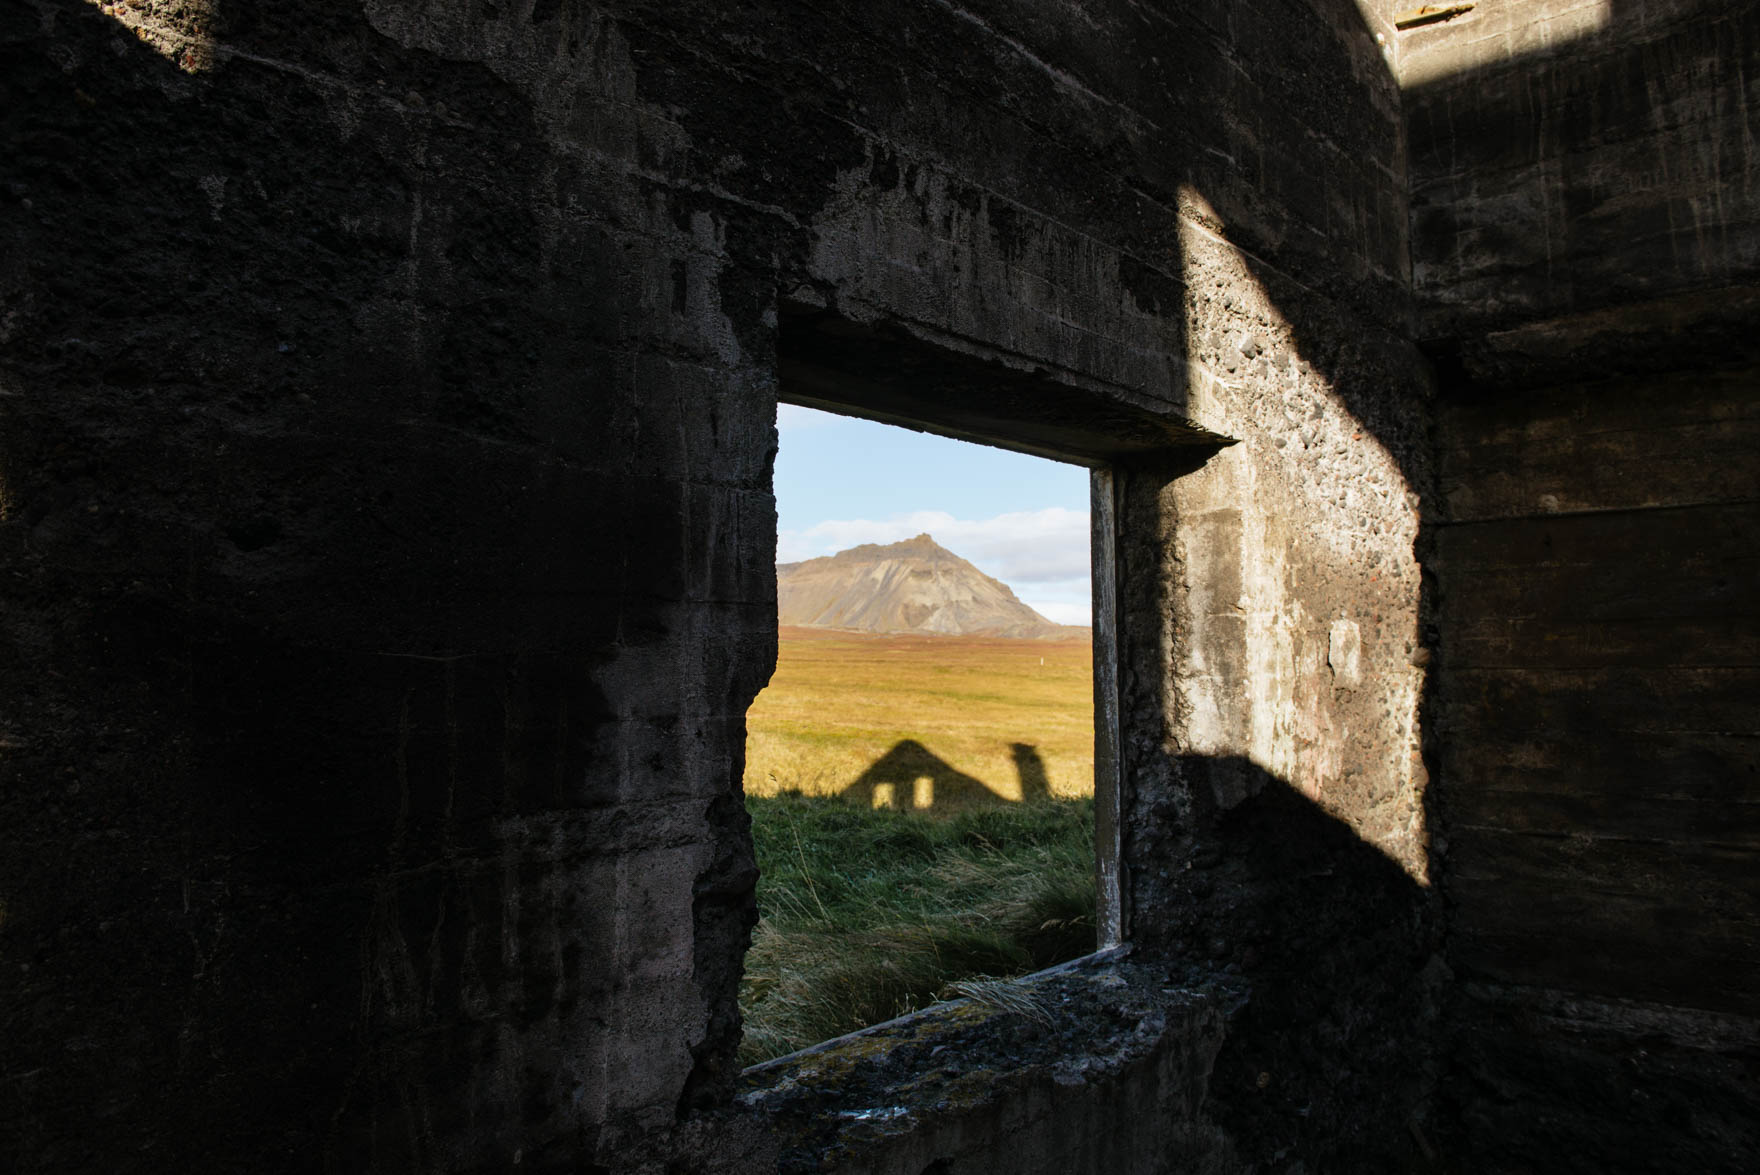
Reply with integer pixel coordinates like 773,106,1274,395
778,507,1092,611
1022,600,1092,626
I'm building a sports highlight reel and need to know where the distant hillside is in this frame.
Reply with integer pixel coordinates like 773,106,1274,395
776,534,1086,639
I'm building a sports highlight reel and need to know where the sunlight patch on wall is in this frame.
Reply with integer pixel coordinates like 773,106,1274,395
1394,0,1610,87
87,0,220,74
1172,182,1432,886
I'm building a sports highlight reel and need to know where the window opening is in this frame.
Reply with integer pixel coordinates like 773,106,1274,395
737,403,1109,1067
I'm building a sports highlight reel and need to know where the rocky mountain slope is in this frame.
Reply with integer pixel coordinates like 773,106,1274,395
776,534,1083,639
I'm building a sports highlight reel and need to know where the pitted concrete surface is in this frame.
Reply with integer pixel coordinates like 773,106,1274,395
740,955,1242,1175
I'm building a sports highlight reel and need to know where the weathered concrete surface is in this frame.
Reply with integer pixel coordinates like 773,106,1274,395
1,2,778,1169
0,0,1439,1170
739,956,1240,1175
1108,211,1445,1170
1429,364,1760,1171
1400,4,1760,1169
10,0,1756,1167
1403,0,1760,339
1446,983,1760,1174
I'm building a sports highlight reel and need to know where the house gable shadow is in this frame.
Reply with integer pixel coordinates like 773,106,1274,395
838,739,1056,811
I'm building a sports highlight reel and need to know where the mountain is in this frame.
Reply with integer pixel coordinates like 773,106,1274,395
775,534,1084,639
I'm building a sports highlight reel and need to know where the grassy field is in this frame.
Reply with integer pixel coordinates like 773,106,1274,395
739,794,1096,1065
738,626,1098,1065
743,626,1095,806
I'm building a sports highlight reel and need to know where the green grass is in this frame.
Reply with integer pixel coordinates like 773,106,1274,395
738,793,1097,1066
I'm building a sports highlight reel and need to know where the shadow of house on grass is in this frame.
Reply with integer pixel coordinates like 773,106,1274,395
839,740,1055,810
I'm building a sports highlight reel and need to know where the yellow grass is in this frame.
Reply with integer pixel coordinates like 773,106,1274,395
743,626,1095,807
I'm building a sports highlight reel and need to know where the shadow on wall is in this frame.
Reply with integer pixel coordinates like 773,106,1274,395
1398,5,1760,1171
838,740,1053,810
1107,440,1445,1172
1143,751,1442,1171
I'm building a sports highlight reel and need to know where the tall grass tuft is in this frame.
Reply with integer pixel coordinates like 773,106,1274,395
738,793,1096,1066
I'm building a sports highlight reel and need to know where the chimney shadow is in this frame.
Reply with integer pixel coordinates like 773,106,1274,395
1010,742,1051,803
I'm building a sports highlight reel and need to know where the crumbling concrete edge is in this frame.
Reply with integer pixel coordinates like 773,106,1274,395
735,950,1248,1174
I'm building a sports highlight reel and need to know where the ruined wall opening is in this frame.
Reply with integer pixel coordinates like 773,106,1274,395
728,304,1174,1068
737,399,1108,1066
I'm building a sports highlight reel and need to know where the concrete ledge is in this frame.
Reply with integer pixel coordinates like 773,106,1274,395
737,952,1242,1175
1425,285,1760,393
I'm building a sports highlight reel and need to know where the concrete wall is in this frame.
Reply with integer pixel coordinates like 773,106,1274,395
22,0,1756,1169
3,3,782,1168
740,956,1239,1175
6,0,1752,1167
1115,218,1443,1168
1431,366,1760,1171
1403,1,1760,1169
0,0,1440,1171
1404,0,1760,340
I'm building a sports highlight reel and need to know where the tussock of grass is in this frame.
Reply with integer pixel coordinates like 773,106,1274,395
738,793,1097,1066
943,977,1055,1026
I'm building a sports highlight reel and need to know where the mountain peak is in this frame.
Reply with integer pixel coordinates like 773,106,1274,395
813,533,954,565
777,537,1079,639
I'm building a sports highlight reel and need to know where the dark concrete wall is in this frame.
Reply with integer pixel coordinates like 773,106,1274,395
12,0,1755,1169
2,3,783,1168
0,1,1440,1172
1431,364,1760,1172
1404,1,1760,1169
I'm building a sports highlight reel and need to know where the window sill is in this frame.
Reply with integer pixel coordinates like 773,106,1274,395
737,948,1242,1174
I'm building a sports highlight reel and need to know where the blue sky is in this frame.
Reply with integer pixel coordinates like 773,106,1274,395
774,404,1093,625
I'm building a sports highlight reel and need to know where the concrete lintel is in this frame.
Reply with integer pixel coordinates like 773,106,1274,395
779,310,1231,466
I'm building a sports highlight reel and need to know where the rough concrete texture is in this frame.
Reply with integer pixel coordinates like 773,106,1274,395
1,0,1754,1170
1403,2,1760,1169
1430,365,1760,1171
739,954,1240,1175
1404,0,1760,338
0,0,1436,1168
1107,197,1444,1171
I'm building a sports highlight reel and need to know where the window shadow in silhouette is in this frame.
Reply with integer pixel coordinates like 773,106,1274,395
838,739,1059,810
